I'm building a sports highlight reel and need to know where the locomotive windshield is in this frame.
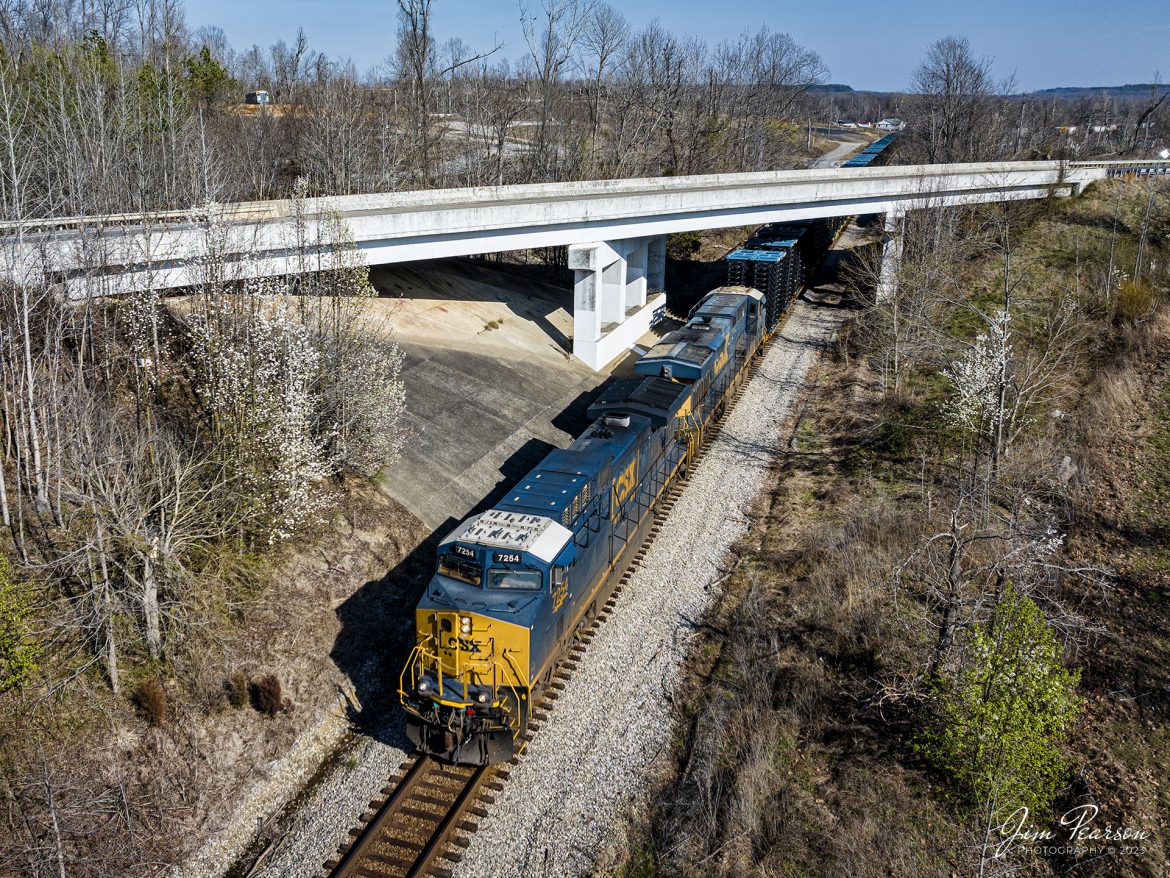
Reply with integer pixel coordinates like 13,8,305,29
486,568,542,590
438,553,482,586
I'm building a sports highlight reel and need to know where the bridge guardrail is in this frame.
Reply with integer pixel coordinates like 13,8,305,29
1067,159,1170,177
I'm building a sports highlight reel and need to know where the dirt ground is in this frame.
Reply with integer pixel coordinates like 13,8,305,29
1062,312,1170,876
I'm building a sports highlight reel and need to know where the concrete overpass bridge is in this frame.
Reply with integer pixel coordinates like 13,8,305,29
7,158,1169,370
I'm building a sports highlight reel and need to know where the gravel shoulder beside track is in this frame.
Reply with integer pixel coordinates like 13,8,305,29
451,299,845,878
253,715,411,878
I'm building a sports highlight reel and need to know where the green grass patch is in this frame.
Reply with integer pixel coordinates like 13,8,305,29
794,421,820,452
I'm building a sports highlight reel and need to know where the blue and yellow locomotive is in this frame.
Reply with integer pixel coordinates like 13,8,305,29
399,216,847,765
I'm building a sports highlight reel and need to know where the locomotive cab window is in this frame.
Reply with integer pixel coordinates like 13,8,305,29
487,567,542,590
438,553,482,586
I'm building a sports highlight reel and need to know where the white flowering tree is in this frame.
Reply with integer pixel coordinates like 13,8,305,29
188,294,328,542
287,183,409,478
943,308,1010,444
185,193,407,543
943,290,1086,480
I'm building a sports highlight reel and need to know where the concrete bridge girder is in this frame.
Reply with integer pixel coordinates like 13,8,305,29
29,163,1113,298
48,183,1070,304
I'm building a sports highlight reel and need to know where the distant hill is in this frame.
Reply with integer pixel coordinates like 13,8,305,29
806,82,1167,101
1030,83,1169,99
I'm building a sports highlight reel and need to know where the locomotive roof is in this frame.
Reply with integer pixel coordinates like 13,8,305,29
636,287,763,381
494,412,651,530
637,315,730,371
704,285,765,302
588,376,693,427
694,290,761,315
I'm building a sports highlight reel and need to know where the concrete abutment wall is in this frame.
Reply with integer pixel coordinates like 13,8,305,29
569,236,667,370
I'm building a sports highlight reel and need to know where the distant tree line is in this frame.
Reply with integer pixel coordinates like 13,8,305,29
0,0,830,216
823,37,1169,163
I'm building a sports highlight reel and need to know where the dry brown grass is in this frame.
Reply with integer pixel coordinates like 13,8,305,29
1072,308,1170,508
614,355,965,878
1115,278,1157,323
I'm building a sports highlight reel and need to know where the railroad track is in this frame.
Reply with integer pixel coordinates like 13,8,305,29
324,303,793,878
325,755,505,878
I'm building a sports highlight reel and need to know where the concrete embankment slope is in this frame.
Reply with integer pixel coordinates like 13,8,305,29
367,258,668,530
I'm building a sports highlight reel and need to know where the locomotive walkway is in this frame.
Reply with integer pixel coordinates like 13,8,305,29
6,158,1169,369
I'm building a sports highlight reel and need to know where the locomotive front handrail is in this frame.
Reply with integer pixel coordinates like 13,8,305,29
499,649,530,741
398,642,429,702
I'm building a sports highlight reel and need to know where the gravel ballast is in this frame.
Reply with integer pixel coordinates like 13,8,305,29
451,299,844,878
253,718,411,878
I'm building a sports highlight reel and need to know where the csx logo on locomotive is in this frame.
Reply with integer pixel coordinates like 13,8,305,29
446,636,481,653
611,454,639,518
713,337,729,375
552,577,569,613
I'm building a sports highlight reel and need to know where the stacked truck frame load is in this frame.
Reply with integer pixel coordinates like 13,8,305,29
725,216,849,322
725,247,799,327
841,132,898,168
748,220,831,285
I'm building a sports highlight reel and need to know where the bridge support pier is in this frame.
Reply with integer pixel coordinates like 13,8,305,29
569,237,666,371
647,235,666,293
876,210,905,303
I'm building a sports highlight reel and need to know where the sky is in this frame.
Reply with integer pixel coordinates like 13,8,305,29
187,0,1169,93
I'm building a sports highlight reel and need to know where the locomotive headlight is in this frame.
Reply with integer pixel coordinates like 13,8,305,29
460,616,472,634
417,679,429,693
476,691,488,703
